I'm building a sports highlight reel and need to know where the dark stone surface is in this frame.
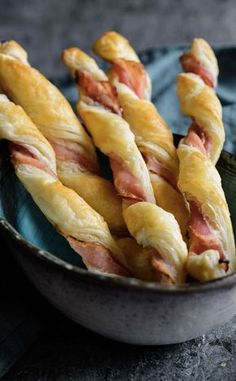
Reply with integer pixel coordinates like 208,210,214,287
3,312,236,381
2,1,236,380
0,0,236,78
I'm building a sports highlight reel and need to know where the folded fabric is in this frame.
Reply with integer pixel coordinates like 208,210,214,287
0,233,45,378
1,45,236,378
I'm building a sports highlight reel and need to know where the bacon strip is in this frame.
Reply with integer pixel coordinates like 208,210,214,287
76,70,121,114
180,53,215,88
77,69,151,202
184,122,212,157
49,139,99,174
112,59,147,99
143,154,178,189
150,249,176,284
189,201,228,270
110,156,148,202
180,48,229,272
10,143,55,177
68,237,130,276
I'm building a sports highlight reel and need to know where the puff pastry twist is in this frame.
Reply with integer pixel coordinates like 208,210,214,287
0,40,125,234
179,38,224,164
93,31,189,235
62,47,188,284
177,39,236,281
0,94,130,276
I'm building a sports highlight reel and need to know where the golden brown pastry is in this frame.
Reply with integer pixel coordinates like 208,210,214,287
180,38,219,88
177,73,224,165
0,94,129,276
62,47,188,284
123,202,187,284
179,38,224,165
177,39,236,282
0,40,125,234
91,31,140,63
177,142,236,281
93,31,189,235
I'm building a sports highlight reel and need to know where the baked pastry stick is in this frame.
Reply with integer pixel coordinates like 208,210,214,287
177,40,236,281
180,38,219,89
0,94,130,276
62,48,188,284
93,31,189,236
0,40,125,235
179,38,224,164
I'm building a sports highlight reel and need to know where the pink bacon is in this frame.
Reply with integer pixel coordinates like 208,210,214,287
10,143,56,177
189,202,228,270
68,238,130,276
112,59,178,190
112,59,147,99
49,139,99,174
180,53,216,89
150,249,176,284
183,122,212,158
76,69,151,203
77,68,177,283
10,142,129,277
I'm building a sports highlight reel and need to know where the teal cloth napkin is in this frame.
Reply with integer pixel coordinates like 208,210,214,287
1,45,236,378
0,234,45,378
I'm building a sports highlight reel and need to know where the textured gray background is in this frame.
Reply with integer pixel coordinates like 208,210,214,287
2,0,236,380
1,0,236,78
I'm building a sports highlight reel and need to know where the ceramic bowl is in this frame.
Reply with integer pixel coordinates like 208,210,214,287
1,136,236,345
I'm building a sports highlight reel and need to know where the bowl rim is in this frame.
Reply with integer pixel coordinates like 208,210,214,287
1,191,236,296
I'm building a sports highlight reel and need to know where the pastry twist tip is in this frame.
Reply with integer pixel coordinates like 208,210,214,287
0,40,29,65
93,31,139,62
180,38,219,88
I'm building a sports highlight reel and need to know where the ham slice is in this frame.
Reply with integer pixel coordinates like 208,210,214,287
76,70,121,115
184,123,212,157
150,249,176,284
110,156,148,202
112,59,147,99
143,154,177,189
77,69,149,203
180,53,215,88
68,237,130,276
10,143,55,177
189,201,228,271
49,139,99,174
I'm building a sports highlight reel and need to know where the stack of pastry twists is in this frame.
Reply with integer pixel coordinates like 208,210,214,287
1,34,234,284
177,39,236,281
0,40,125,235
62,47,188,284
62,48,155,204
93,31,189,235
0,94,129,276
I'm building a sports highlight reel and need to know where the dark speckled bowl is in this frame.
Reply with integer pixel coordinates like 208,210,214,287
1,136,236,345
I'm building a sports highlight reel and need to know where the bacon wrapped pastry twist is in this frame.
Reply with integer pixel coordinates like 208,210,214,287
180,38,219,89
0,94,129,276
62,47,188,284
0,40,125,234
177,39,236,281
93,31,189,235
179,39,224,164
